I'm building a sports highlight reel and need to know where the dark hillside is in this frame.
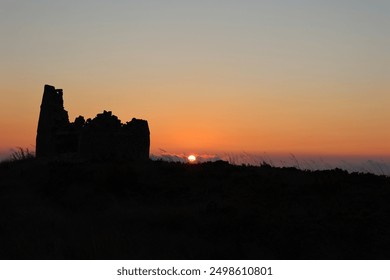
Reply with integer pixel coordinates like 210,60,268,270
0,158,389,259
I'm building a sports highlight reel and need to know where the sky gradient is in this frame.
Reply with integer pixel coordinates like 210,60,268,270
1,0,389,159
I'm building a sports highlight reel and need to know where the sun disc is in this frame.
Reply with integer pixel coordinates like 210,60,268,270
188,155,196,162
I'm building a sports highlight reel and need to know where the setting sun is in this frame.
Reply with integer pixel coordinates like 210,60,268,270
188,155,196,162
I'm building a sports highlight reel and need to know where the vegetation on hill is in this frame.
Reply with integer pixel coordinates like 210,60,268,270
0,157,389,259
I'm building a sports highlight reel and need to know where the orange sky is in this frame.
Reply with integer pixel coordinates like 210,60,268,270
1,82,388,158
0,1,389,158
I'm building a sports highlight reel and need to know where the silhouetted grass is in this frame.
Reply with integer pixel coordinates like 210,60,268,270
0,157,389,259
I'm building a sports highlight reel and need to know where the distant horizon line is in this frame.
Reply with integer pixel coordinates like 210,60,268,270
1,147,390,159
1,147,389,176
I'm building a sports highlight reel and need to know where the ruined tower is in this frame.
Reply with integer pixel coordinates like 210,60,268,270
36,84,150,160
36,85,70,157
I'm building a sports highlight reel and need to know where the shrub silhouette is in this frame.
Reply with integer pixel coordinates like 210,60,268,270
9,147,35,161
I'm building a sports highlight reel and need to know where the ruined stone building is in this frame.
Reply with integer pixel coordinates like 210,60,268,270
36,85,150,160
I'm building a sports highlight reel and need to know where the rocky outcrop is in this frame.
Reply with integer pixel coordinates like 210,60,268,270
36,85,150,160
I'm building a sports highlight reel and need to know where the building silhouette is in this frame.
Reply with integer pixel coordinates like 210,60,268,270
36,85,150,160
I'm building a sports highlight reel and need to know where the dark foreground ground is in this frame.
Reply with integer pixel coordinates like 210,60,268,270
0,158,390,259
